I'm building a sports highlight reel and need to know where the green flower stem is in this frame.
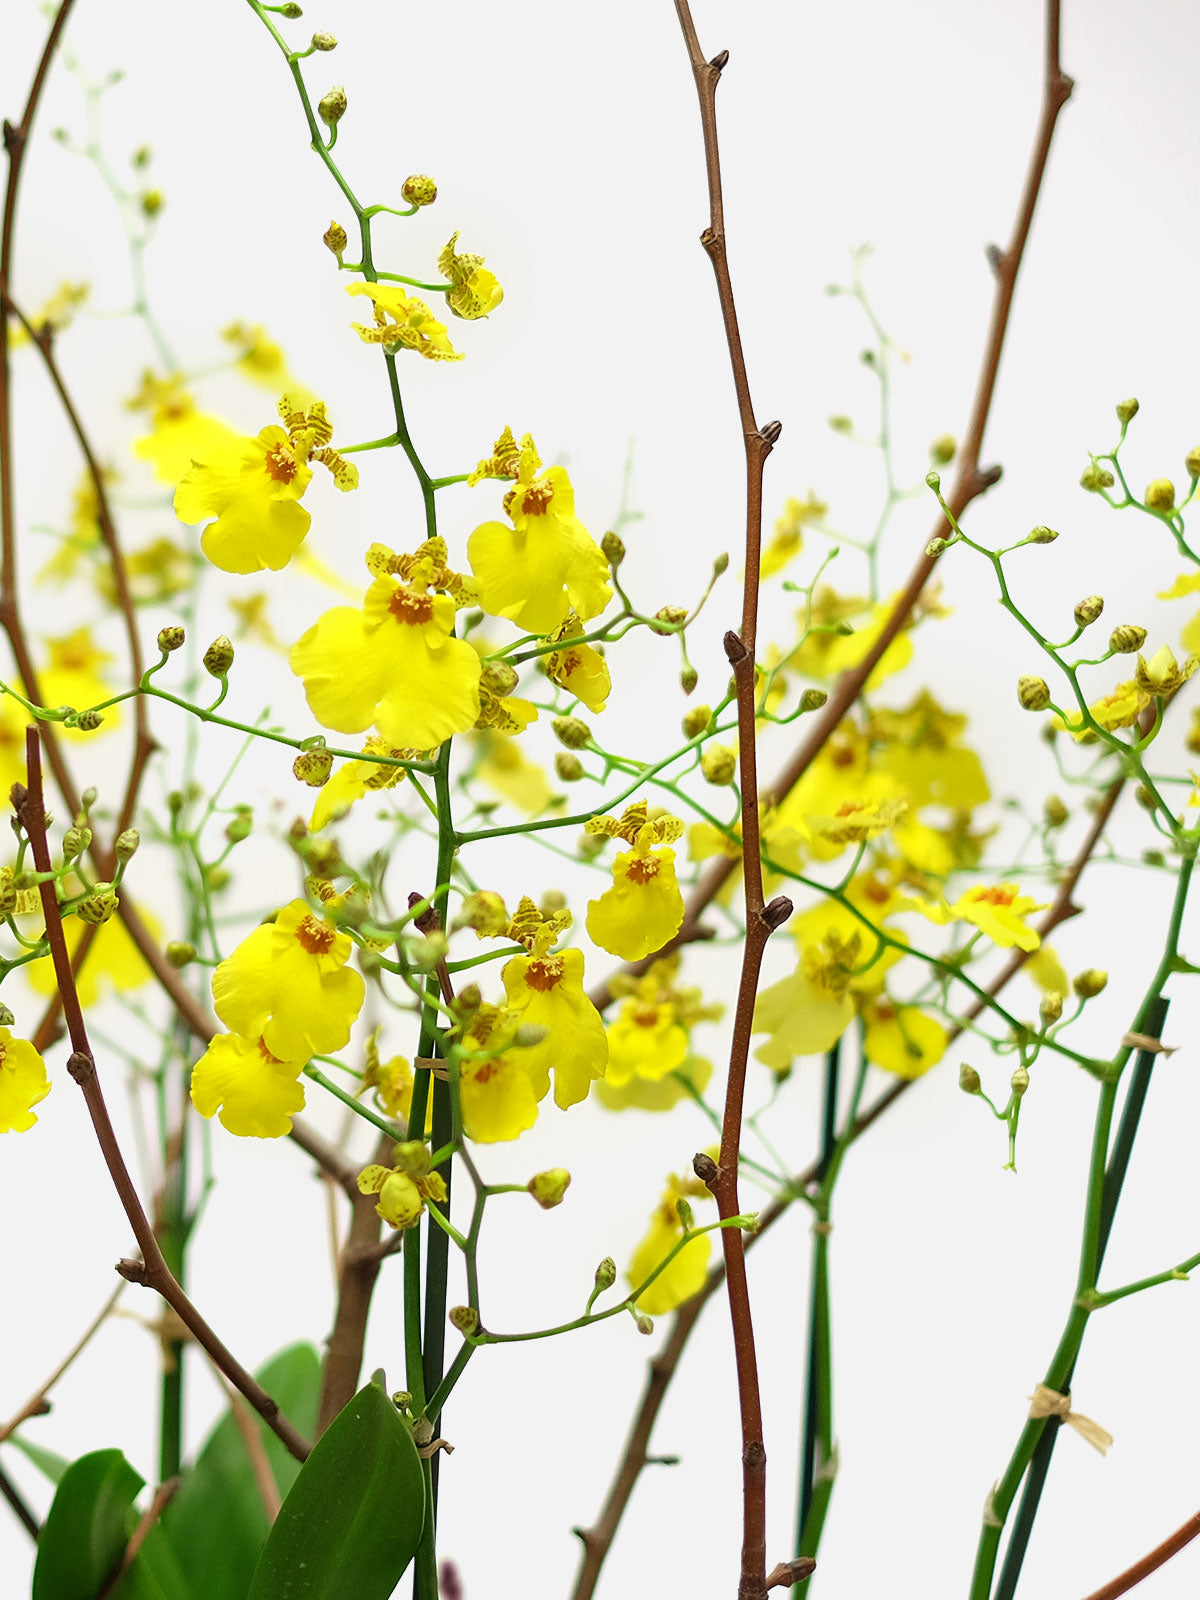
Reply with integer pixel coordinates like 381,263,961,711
371,270,453,293
50,677,436,774
428,474,470,491
303,1065,399,1140
476,1216,755,1345
1084,1249,1200,1309
422,1340,474,1422
992,991,1172,1600
797,1043,839,1556
423,1200,468,1254
338,432,401,454
973,856,1192,1600
445,945,525,974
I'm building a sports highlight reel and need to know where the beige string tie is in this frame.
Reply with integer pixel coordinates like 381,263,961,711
1120,1031,1177,1057
1027,1383,1112,1455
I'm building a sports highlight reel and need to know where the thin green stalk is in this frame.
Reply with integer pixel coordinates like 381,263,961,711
972,855,1192,1600
797,1044,840,1545
991,995,1170,1600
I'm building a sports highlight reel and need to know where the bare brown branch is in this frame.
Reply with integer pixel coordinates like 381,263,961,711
1080,1510,1200,1600
14,729,311,1463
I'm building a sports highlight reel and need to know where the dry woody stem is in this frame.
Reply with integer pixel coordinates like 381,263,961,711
575,8,1077,1584
14,727,311,1464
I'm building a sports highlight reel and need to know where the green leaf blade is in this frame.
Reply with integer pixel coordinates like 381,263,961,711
247,1381,425,1600
31,1448,143,1600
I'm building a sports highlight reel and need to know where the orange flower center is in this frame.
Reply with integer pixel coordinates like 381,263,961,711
974,886,1017,908
524,955,564,992
295,914,337,954
264,442,298,484
389,587,435,626
505,481,554,518
471,1059,500,1085
626,855,662,885
256,1037,285,1064
632,1003,660,1029
834,800,867,817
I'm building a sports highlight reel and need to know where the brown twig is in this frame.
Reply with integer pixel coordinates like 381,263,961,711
315,1130,391,1436
14,729,310,1463
0,1281,125,1446
1080,1509,1200,1600
0,1456,39,1541
589,7,1073,1019
670,8,791,1595
571,773,1120,1600
95,1477,179,1600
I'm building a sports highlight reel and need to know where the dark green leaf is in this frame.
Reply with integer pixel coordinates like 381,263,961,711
32,1448,142,1600
161,1342,320,1600
247,1381,425,1600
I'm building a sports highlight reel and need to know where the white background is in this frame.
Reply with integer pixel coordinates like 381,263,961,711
4,2,1200,1598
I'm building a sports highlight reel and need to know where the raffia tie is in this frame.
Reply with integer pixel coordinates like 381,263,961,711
1027,1383,1113,1455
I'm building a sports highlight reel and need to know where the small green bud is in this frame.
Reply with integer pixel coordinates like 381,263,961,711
0,1003,14,1027
114,828,140,861
554,751,584,782
594,1256,617,1291
293,748,334,787
578,830,606,861
456,983,482,1014
1039,990,1064,1027
1135,784,1156,812
1073,595,1104,628
1144,478,1176,512
1026,524,1058,545
310,30,337,49
1073,968,1108,999
1143,848,1166,867
81,787,98,810
323,220,348,256
1109,624,1147,654
278,2,302,15
829,414,853,435
1080,464,1115,492
205,865,231,893
203,635,235,676
131,145,152,169
140,189,164,218
513,1023,549,1048
1115,397,1139,425
157,625,185,653
448,1304,479,1335
700,744,737,785
675,1197,694,1232
651,604,688,634
679,663,699,695
682,704,712,739
600,530,625,567
799,687,828,713
1010,1066,1030,1098
1017,675,1051,712
925,536,949,558
480,660,518,697
225,809,253,844
62,825,91,859
1185,446,1200,480
401,174,438,207
75,709,103,731
552,715,592,750
540,888,567,913
929,434,956,466
1043,794,1068,828
924,469,941,492
77,882,118,925
527,1168,571,1209
451,889,508,938
959,1062,982,1095
166,940,196,969
712,551,730,577
317,86,347,126
633,1311,654,1336
166,790,185,816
